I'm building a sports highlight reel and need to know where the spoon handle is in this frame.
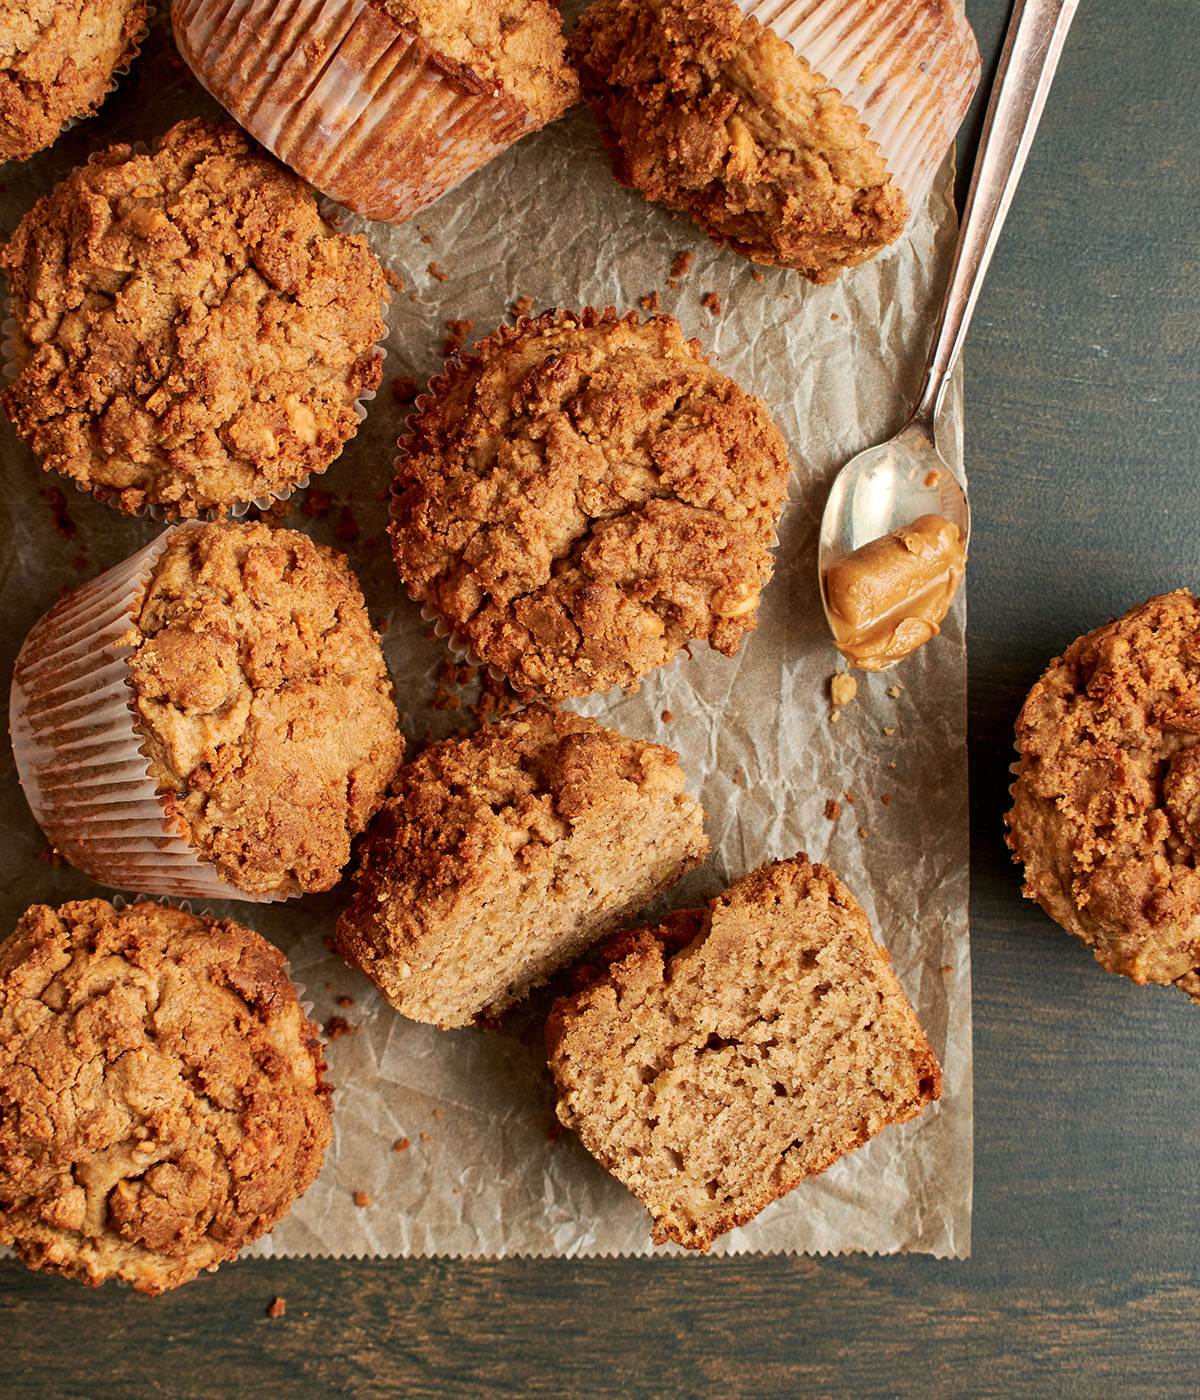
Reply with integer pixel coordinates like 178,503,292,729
912,0,1081,428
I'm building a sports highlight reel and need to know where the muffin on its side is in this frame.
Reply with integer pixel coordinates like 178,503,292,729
336,708,709,1028
174,0,579,224
1,118,386,516
0,899,332,1294
1006,590,1200,1001
12,520,404,901
546,853,941,1250
0,0,147,162
390,308,794,700
570,0,980,284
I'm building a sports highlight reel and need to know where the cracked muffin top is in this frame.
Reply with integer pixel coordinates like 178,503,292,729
0,0,147,162
0,118,386,516
122,519,404,898
373,0,578,121
1006,590,1200,1002
0,898,332,1294
569,0,909,284
389,308,793,700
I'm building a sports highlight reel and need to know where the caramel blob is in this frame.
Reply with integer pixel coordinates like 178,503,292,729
824,514,966,671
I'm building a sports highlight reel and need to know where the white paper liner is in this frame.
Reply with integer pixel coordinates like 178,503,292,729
10,527,287,903
734,0,981,218
173,0,548,224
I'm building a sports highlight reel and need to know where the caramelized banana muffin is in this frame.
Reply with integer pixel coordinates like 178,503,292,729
337,707,709,1028
0,0,147,162
390,308,794,700
547,853,941,1249
11,520,404,901
0,899,332,1294
1007,590,1200,1001
0,118,386,515
570,0,979,283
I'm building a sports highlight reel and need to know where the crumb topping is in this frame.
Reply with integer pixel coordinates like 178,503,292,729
1007,590,1200,999
1,118,386,515
390,307,793,700
0,899,332,1294
124,521,403,896
569,0,908,284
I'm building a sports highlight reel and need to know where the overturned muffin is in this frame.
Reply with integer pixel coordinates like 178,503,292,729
0,899,332,1294
570,0,979,283
1007,591,1200,1001
390,308,793,699
0,0,147,162
546,853,941,1250
12,520,403,901
336,708,709,1028
1,118,385,515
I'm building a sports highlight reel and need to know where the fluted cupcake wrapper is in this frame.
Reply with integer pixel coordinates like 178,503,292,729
10,528,287,903
735,0,981,218
173,0,544,224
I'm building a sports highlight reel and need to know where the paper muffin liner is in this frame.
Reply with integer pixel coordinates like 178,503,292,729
172,0,549,224
10,527,287,903
734,0,981,219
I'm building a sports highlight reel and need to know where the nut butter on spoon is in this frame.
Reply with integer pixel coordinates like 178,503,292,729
817,0,1079,669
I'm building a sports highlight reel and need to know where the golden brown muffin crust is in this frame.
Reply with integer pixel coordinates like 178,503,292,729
0,0,146,162
1006,591,1200,1000
390,308,793,700
0,118,386,515
546,853,941,1250
337,707,708,1027
0,898,332,1294
569,0,908,284
124,520,404,897
372,0,578,120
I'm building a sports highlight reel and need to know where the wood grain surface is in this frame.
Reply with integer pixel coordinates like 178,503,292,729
3,1,1199,1396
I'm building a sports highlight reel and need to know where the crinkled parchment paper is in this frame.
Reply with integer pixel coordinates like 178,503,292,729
0,8,971,1260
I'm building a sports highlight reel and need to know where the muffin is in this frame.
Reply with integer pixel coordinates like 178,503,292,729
546,853,942,1250
173,0,579,224
0,0,147,162
390,308,794,700
1006,591,1200,1001
570,0,981,283
11,520,404,901
0,898,332,1294
1,118,386,516
336,707,709,1028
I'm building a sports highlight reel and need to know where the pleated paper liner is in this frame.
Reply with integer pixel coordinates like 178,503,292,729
10,527,290,903
172,0,550,224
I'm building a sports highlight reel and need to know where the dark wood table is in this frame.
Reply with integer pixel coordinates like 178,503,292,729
4,2,1198,1394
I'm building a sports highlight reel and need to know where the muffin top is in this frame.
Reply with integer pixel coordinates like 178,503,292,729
0,898,332,1294
123,520,404,897
0,118,386,515
0,0,146,162
569,0,908,284
390,308,793,700
1006,590,1200,1000
374,0,578,121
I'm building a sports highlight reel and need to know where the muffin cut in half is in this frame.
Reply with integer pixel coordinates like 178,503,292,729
0,898,332,1294
1,118,386,516
1006,589,1200,1002
390,307,794,700
546,853,941,1249
336,707,709,1028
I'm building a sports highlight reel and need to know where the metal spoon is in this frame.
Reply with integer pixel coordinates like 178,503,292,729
818,0,1080,663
